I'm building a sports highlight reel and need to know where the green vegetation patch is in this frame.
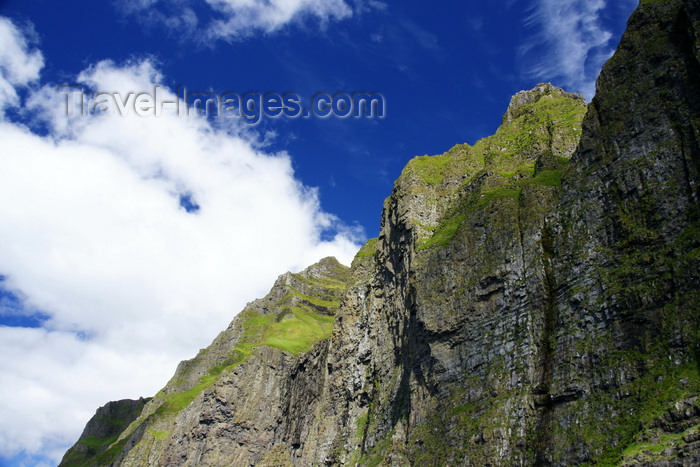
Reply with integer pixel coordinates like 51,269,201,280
419,214,467,250
360,433,394,467
288,286,340,309
94,437,128,464
403,154,452,185
355,412,369,439
418,184,522,250
477,186,522,208
355,237,378,259
290,272,349,291
259,307,335,354
153,300,338,418
621,429,696,462
147,429,170,441
480,93,586,159
419,165,562,251
235,304,336,357
156,373,220,416
78,435,119,451
528,169,563,187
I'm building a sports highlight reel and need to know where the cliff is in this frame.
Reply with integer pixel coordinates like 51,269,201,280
61,0,700,465
61,398,150,466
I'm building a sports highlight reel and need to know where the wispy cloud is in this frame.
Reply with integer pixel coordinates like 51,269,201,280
117,0,364,41
206,0,353,39
520,0,635,100
0,16,361,465
0,17,43,109
399,18,439,51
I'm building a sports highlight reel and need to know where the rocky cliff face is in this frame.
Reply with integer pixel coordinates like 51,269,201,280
534,0,700,463
61,398,149,466
62,0,700,465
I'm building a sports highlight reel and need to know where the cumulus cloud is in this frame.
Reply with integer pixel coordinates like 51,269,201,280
0,16,361,465
520,0,635,100
117,0,355,41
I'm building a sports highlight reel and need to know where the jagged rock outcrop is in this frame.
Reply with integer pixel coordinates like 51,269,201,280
63,0,699,465
60,398,149,466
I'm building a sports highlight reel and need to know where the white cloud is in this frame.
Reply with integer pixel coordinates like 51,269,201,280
0,17,43,108
0,327,173,462
0,16,361,465
117,0,355,41
521,0,634,100
206,0,353,38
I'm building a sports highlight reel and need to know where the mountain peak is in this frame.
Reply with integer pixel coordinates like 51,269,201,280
503,83,585,124
298,256,350,281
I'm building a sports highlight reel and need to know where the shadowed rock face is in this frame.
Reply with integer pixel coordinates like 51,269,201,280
535,0,700,463
60,398,149,466
64,0,699,465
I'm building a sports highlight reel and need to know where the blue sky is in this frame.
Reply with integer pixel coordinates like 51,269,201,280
0,0,636,465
